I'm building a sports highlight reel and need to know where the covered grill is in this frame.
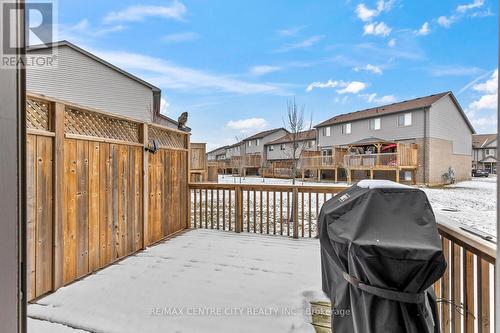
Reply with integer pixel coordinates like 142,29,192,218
319,180,446,333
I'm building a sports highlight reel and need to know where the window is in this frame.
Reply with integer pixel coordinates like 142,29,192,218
256,139,260,146
308,140,316,148
486,149,495,156
280,144,286,150
248,141,252,147
268,145,274,152
369,118,381,130
341,123,351,134
398,112,412,126
322,126,331,137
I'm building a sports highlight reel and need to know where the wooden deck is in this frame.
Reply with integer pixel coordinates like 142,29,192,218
189,182,496,333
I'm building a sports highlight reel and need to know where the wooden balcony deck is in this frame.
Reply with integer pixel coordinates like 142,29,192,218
189,182,496,333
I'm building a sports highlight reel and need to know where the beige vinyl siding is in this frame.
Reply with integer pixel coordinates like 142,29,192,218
27,45,154,122
428,95,472,155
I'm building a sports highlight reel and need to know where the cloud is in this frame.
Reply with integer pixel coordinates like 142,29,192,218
363,22,392,37
428,65,481,77
415,22,430,35
306,79,367,94
436,0,487,29
437,16,453,28
337,81,367,94
162,32,199,43
226,118,267,132
353,64,383,74
55,19,125,44
457,0,484,13
92,48,286,95
355,0,394,22
104,2,187,23
388,38,396,47
275,35,323,52
249,65,282,76
276,26,306,37
468,69,497,111
363,93,396,104
160,97,170,115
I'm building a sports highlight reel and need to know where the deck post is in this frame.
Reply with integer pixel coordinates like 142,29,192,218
317,169,321,182
52,102,65,290
141,124,149,246
292,187,299,239
347,169,352,183
370,169,374,179
396,169,400,183
334,168,338,183
235,186,243,233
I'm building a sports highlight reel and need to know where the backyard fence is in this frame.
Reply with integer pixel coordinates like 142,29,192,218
26,93,190,301
189,182,496,333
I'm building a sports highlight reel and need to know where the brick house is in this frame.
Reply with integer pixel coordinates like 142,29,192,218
315,91,475,185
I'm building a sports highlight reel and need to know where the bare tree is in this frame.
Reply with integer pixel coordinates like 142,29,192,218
283,98,312,185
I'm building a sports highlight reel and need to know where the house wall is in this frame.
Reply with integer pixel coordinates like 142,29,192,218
266,140,316,161
244,129,288,155
317,108,426,147
27,45,155,122
427,138,472,184
225,144,242,158
207,148,227,161
429,95,472,155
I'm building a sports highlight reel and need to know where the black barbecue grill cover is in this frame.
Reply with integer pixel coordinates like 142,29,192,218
319,180,446,333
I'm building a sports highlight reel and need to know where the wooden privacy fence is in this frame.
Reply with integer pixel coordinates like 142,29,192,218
26,93,190,301
189,182,496,333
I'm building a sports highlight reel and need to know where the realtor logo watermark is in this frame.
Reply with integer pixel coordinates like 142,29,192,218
1,0,58,68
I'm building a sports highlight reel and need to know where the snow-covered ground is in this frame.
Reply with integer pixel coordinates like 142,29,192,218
422,177,496,235
219,175,497,236
28,230,326,333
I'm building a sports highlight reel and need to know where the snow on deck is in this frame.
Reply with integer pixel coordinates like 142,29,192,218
28,229,326,333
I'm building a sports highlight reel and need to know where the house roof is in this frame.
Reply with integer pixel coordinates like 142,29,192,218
28,40,161,92
265,129,316,146
315,91,475,133
472,134,497,148
243,128,288,141
207,145,229,154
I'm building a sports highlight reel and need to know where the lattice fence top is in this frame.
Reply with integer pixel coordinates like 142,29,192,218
26,98,50,131
149,125,186,149
65,108,140,143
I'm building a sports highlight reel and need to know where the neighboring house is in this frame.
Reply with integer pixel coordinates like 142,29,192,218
264,129,317,162
207,146,229,161
242,128,289,157
225,142,242,159
315,91,475,184
472,134,497,174
27,40,179,129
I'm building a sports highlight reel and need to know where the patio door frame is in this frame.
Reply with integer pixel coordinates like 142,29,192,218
0,0,27,332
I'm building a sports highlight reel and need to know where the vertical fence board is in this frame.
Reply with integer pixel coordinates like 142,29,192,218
88,142,100,272
63,139,77,284
76,140,89,277
35,136,53,296
26,135,36,300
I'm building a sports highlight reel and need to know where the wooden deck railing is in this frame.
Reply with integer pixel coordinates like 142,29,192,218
189,183,346,238
188,183,496,332
299,156,341,169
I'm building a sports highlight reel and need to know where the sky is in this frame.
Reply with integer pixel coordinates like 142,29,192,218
42,0,498,149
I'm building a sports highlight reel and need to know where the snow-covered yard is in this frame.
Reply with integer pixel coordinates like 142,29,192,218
28,229,326,333
219,175,497,236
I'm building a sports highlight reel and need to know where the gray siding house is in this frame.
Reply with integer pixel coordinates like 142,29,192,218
27,40,179,128
472,134,497,174
207,146,229,161
265,129,317,162
242,128,289,156
315,92,475,184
